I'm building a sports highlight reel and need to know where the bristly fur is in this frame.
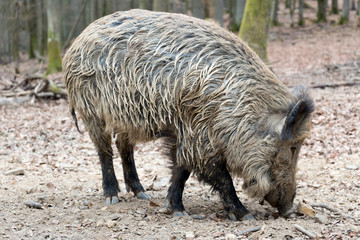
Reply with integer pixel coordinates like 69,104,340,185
63,9,313,199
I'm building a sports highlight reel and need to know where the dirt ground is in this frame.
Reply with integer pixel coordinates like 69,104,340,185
1,6,360,240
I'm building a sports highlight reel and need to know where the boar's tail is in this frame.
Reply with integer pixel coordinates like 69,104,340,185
71,107,82,134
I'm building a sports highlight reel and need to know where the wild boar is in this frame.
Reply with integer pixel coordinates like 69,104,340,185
63,9,314,220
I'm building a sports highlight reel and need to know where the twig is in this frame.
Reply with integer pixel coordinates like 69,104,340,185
310,203,354,219
0,97,30,106
294,224,317,239
310,82,360,89
25,201,43,209
235,226,261,235
1,90,33,97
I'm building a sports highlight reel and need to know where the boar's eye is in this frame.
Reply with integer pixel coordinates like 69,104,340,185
290,147,296,155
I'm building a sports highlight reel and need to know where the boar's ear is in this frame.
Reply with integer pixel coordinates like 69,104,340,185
281,88,314,141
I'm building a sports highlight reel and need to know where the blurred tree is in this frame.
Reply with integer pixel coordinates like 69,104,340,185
298,0,304,26
190,0,205,18
153,0,168,11
13,1,20,73
0,0,12,63
172,0,185,13
46,0,62,74
239,0,274,61
351,0,356,10
272,0,280,26
208,0,224,26
339,0,350,24
39,0,47,56
331,0,339,14
27,0,37,59
63,0,89,50
235,0,247,27
317,0,327,22
103,0,113,15
289,0,296,27
118,0,132,11
139,0,150,9
285,0,291,8
358,0,360,15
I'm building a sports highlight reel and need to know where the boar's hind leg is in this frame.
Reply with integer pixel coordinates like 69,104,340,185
115,134,150,200
198,162,256,221
165,165,191,216
86,119,120,204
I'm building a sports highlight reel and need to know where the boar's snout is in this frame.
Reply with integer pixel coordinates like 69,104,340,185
264,188,297,217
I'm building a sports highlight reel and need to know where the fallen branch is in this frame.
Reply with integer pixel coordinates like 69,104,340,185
310,81,360,89
0,73,67,102
310,203,354,219
235,226,261,235
294,224,317,239
0,90,33,97
0,97,31,106
25,201,43,209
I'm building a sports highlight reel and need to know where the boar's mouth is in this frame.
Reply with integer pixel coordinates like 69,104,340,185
277,203,297,217
264,191,297,217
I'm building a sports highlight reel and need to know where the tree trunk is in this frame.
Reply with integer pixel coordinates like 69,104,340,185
285,0,291,8
351,0,356,10
272,0,280,26
210,0,224,26
358,0,360,15
235,0,246,26
331,0,339,14
290,0,296,27
27,0,38,59
132,0,140,8
63,0,89,51
39,0,47,56
139,0,150,9
239,0,274,61
153,0,168,12
46,0,62,74
103,0,112,15
172,0,185,13
93,0,101,19
190,0,205,19
13,1,20,73
339,0,350,24
0,0,12,63
298,0,304,26
317,0,327,22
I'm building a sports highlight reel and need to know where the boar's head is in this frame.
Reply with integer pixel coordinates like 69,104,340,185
263,87,314,217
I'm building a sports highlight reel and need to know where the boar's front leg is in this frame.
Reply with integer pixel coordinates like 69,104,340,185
165,165,191,216
198,161,256,221
115,134,150,200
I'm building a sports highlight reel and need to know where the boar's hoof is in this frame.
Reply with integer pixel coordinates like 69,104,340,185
105,196,119,205
242,213,256,221
173,211,189,217
136,191,151,200
228,213,256,221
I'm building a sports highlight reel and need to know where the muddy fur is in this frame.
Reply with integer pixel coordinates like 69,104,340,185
63,9,313,204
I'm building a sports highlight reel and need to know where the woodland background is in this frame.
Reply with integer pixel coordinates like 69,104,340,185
0,0,360,239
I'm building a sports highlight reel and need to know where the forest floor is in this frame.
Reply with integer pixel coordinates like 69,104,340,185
1,7,360,240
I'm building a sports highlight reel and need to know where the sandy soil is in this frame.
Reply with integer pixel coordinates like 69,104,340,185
1,6,360,240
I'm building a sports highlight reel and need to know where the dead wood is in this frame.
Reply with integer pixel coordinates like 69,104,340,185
0,73,67,105
310,203,354,219
294,224,317,239
310,81,360,89
24,201,43,209
235,226,261,235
